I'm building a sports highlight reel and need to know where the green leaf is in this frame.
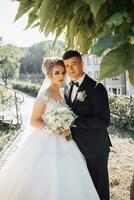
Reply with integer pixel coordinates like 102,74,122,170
131,24,134,33
106,11,128,27
68,16,78,46
25,11,37,29
95,3,108,29
39,0,57,31
75,27,91,53
14,0,34,21
33,0,42,11
99,43,134,82
82,0,107,17
12,0,134,84
73,1,87,15
31,22,40,28
108,0,128,12
90,35,127,56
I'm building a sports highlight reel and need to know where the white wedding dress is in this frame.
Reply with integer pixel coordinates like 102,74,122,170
0,92,100,200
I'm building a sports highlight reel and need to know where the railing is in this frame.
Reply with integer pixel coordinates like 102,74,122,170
0,82,24,128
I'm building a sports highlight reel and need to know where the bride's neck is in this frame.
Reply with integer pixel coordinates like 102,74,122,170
49,84,60,94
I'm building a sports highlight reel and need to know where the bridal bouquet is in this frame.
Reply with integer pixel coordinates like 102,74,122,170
44,106,77,141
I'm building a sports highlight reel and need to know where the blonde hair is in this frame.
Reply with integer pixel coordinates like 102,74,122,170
42,57,65,76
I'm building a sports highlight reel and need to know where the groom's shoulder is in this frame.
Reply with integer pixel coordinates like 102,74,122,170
85,75,106,92
85,74,96,88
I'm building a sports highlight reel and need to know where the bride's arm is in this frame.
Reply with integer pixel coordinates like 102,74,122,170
30,101,46,130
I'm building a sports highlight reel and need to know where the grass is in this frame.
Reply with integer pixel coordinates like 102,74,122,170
108,126,134,200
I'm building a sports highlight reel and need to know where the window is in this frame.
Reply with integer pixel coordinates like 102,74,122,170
112,88,117,94
94,71,99,80
88,71,92,78
87,57,92,66
109,88,111,93
118,89,120,95
109,88,121,95
112,76,119,80
94,56,100,65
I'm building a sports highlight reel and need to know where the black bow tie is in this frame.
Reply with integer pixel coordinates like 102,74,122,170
69,81,79,87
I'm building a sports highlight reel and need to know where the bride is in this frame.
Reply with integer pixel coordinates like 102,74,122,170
0,57,100,200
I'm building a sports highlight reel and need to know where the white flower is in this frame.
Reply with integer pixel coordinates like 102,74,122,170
77,90,87,102
42,105,77,141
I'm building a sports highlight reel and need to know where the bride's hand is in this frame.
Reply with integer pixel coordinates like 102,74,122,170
63,129,71,137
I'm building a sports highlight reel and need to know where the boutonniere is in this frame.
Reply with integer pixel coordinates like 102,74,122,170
77,90,87,102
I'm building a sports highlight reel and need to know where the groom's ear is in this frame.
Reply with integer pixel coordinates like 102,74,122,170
82,61,84,67
81,60,84,69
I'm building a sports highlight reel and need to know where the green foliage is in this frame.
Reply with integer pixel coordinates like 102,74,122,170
12,79,134,129
12,0,134,85
90,35,127,56
20,40,65,74
0,128,20,152
14,0,34,21
99,43,134,85
82,0,107,17
0,87,14,112
0,45,23,85
106,11,128,27
13,81,40,97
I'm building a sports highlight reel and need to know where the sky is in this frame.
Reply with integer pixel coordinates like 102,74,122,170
0,0,62,47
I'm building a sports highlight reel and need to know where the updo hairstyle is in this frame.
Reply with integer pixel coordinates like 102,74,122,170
42,57,65,76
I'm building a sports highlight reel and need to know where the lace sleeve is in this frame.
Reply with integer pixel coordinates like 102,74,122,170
34,91,49,105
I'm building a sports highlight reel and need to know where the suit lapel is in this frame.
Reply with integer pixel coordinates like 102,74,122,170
72,74,89,108
64,83,73,107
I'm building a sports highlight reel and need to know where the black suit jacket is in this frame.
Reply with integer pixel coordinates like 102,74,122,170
64,74,112,159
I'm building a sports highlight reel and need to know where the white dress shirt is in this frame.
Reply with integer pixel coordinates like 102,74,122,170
71,73,86,102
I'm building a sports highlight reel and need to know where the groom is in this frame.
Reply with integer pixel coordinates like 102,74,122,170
63,50,112,200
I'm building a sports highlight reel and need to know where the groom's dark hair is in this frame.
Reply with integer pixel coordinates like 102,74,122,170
62,50,82,60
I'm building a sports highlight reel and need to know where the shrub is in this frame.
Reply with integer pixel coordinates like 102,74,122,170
0,127,20,152
12,81,40,97
12,81,134,130
109,94,134,130
0,86,15,111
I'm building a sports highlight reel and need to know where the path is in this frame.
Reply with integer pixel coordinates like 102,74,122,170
0,92,35,170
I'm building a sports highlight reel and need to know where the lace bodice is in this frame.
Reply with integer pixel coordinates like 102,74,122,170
35,90,66,123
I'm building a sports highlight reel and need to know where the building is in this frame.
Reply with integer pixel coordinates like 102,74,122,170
125,71,134,95
83,55,134,95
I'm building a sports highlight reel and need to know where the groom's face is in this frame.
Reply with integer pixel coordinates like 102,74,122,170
63,57,84,80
